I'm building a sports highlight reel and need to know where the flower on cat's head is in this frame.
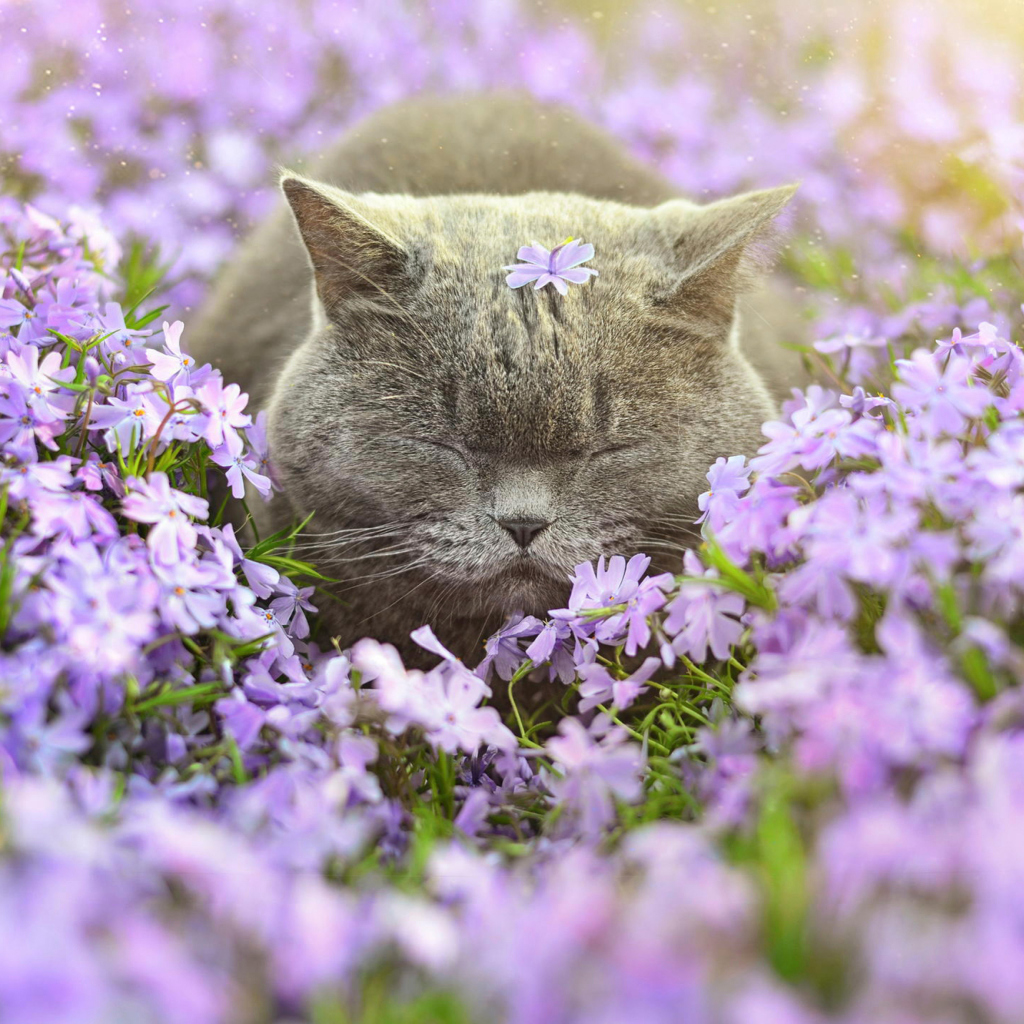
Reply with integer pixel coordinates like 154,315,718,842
504,237,598,295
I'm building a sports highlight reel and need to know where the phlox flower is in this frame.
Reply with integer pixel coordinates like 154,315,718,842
94,302,151,365
326,733,382,806
418,665,516,754
46,552,160,678
557,554,673,652
5,345,75,422
152,558,233,634
712,478,802,565
696,455,751,533
250,603,297,660
146,320,212,387
196,376,251,456
210,444,273,499
351,638,429,733
750,404,880,477
122,473,208,565
35,278,93,340
814,330,889,384
504,238,599,295
663,553,746,664
215,691,267,751
478,613,543,681
893,349,992,437
840,385,894,419
29,487,119,543
75,454,124,496
524,618,580,684
545,718,643,837
268,580,316,641
6,700,93,774
89,384,167,453
352,638,513,753
0,295,35,333
315,656,356,729
0,385,65,456
577,655,661,712
215,522,280,599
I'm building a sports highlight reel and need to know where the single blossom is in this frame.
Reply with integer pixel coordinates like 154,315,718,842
122,473,209,564
503,238,598,295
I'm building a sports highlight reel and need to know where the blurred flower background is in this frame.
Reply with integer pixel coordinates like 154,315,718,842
1,0,1024,1022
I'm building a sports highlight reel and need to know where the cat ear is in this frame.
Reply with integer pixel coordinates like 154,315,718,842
650,184,797,340
280,173,410,313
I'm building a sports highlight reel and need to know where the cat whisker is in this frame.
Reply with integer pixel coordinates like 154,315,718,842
298,523,412,540
332,557,435,590
288,529,409,552
348,567,447,629
314,545,421,566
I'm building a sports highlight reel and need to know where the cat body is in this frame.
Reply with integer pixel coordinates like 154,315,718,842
189,93,802,662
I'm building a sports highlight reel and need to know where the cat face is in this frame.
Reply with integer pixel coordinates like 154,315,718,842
267,179,792,620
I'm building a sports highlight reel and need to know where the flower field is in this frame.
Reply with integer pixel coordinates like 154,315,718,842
1,1,1024,1021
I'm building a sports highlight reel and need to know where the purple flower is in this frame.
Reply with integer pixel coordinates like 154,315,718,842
478,613,543,681
5,345,75,423
663,554,746,665
503,238,598,295
210,444,273,499
419,666,517,754
215,691,267,751
697,455,752,533
545,718,643,837
94,302,151,365
893,349,992,436
195,376,251,456
578,655,661,712
122,473,208,564
146,321,212,387
88,385,166,454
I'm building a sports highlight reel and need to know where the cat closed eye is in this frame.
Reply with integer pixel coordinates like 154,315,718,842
591,444,636,458
399,437,471,465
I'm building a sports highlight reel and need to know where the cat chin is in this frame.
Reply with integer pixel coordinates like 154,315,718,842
461,561,571,617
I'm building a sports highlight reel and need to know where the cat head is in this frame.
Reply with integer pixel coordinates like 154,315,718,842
268,175,795,620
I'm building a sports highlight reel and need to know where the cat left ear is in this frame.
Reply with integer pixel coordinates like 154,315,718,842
280,173,410,313
650,184,798,339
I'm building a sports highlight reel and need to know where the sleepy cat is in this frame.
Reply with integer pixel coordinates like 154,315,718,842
188,92,803,663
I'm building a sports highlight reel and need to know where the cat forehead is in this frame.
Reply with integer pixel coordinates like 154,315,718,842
366,191,651,252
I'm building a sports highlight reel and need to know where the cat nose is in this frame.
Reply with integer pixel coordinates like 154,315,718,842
497,517,551,550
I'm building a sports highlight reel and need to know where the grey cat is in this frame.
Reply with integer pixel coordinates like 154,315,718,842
189,92,803,664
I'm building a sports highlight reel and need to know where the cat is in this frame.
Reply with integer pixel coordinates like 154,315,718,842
188,91,804,665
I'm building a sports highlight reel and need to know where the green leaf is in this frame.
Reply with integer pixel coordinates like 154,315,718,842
132,680,226,714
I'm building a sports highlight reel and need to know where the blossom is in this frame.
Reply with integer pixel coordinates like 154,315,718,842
122,473,208,564
697,455,752,533
478,613,543,681
210,443,273,499
577,656,661,712
663,554,746,663
5,345,75,422
503,238,598,294
195,376,251,455
545,718,643,837
146,320,212,386
893,349,992,436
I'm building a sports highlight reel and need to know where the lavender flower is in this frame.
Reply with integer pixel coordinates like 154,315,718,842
503,238,598,295
122,473,209,564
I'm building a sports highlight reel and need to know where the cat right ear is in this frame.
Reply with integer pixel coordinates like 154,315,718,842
649,184,798,342
280,173,410,313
